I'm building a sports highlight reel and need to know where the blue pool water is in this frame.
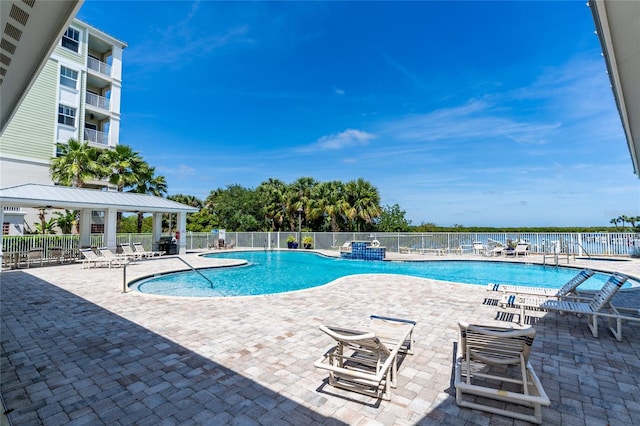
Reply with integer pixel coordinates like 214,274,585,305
133,251,633,298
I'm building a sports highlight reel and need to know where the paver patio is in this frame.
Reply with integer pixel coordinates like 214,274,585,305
1,250,639,425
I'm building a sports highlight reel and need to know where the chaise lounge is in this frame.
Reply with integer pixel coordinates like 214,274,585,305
454,321,550,424
314,315,415,400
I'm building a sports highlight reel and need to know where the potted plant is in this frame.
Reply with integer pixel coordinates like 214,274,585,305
302,236,313,249
286,235,296,249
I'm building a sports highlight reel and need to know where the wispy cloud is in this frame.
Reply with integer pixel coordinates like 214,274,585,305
378,50,428,91
297,129,377,152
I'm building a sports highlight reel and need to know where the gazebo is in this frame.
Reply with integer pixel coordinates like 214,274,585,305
0,184,199,255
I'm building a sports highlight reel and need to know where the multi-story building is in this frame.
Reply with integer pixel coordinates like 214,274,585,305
0,18,126,234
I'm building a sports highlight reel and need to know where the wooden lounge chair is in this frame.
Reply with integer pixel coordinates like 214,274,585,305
314,315,416,401
454,321,550,424
488,269,595,303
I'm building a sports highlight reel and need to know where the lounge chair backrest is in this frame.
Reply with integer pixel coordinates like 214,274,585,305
133,243,146,253
557,269,595,296
120,243,135,254
459,322,535,365
588,273,628,311
80,248,99,259
319,325,390,356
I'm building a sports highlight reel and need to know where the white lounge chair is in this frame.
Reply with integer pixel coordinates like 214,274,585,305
454,321,550,424
133,242,163,257
538,273,630,340
79,248,113,269
118,243,143,260
98,247,127,267
488,269,595,302
314,315,416,400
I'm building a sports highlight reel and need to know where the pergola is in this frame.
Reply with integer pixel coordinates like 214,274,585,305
0,184,198,255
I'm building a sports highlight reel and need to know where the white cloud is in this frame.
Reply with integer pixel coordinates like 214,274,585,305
298,129,377,152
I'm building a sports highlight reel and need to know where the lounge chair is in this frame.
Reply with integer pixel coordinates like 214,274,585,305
79,248,113,269
133,242,163,257
472,242,485,255
118,243,143,260
98,247,127,266
538,273,630,340
488,269,595,302
513,243,529,257
314,315,416,400
454,321,550,424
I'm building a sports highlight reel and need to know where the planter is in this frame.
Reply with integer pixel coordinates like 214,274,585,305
304,244,312,249
287,242,293,249
292,242,299,249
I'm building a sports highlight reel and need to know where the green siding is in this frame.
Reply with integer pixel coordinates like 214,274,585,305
0,59,58,162
53,22,86,65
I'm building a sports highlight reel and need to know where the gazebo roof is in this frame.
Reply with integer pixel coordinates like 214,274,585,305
0,184,199,213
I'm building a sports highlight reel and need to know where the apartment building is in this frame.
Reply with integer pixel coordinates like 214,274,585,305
0,18,126,234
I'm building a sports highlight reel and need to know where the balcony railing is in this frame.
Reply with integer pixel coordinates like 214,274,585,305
84,128,109,146
85,92,110,111
87,56,111,76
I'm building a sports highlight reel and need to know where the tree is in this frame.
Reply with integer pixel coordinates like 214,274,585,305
375,204,411,232
286,177,317,231
343,178,382,231
308,180,346,232
610,218,620,229
103,144,146,192
129,164,168,232
53,209,78,234
33,217,57,234
50,139,105,187
256,178,289,231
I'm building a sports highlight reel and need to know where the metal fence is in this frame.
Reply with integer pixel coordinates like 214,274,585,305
2,231,640,258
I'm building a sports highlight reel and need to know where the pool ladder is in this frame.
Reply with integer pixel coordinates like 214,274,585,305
122,255,214,293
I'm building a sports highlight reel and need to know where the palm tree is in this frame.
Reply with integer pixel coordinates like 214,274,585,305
50,139,104,187
343,178,382,231
257,178,288,231
309,180,346,232
53,209,78,234
287,177,317,231
103,144,146,192
129,164,168,232
610,218,620,229
102,145,147,231
619,215,630,231
168,194,203,209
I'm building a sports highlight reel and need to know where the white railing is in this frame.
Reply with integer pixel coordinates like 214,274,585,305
85,91,110,111
3,232,639,261
84,128,109,146
87,56,111,76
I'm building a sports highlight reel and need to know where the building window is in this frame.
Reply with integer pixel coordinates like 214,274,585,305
62,27,80,52
58,104,76,127
60,66,78,89
2,223,8,235
91,224,104,233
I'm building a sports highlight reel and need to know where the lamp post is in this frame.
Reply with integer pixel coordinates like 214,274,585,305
297,206,303,249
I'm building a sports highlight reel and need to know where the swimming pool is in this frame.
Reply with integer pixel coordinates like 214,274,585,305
132,251,633,298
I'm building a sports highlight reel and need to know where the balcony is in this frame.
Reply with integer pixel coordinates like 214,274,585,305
85,92,110,111
87,56,111,77
84,128,109,146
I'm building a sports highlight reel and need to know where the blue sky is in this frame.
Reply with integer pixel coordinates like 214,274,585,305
78,0,639,227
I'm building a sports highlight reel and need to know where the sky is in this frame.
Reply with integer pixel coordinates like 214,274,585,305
77,0,640,228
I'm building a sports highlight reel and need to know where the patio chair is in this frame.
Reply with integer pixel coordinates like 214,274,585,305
488,269,595,302
454,321,550,424
314,315,416,400
537,273,629,340
79,248,113,269
118,243,143,260
98,247,127,267
24,249,44,268
513,243,529,257
133,242,162,257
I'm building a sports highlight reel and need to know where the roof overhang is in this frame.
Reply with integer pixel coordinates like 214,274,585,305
1,0,84,134
0,184,199,214
589,0,640,177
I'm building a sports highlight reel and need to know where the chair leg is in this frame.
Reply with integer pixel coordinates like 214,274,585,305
588,314,599,337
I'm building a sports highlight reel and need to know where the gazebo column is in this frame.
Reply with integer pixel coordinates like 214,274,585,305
79,209,92,248
0,205,4,257
152,213,162,251
177,211,187,255
103,208,117,250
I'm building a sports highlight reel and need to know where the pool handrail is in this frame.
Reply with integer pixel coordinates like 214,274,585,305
122,255,214,293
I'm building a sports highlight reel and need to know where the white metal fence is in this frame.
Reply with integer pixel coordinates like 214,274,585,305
2,231,639,259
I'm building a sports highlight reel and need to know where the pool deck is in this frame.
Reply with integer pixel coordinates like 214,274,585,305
1,249,639,425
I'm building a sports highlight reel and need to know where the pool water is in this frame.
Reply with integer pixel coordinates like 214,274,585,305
133,251,630,298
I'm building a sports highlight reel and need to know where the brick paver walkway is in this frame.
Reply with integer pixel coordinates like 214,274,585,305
1,251,639,425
